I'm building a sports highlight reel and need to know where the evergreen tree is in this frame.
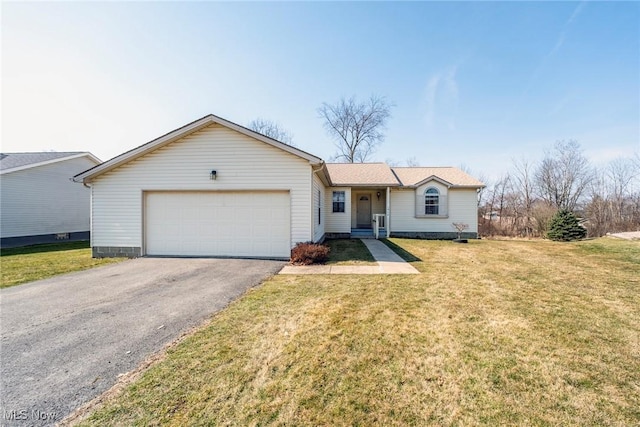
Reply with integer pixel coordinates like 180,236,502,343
547,209,587,241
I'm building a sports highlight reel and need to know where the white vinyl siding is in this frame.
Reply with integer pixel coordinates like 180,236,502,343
324,187,351,233
90,124,312,251
312,174,325,242
1,156,98,238
145,191,290,258
390,187,479,233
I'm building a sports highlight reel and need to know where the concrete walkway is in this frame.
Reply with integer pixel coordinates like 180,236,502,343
279,239,419,275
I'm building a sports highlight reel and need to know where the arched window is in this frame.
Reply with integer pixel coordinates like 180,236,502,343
424,187,439,215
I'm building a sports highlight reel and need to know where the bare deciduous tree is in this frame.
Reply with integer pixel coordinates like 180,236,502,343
535,140,593,211
248,118,295,146
406,156,420,167
477,142,638,238
452,222,469,239
586,170,612,237
318,95,392,163
607,157,637,219
585,157,640,236
479,174,512,236
511,157,536,236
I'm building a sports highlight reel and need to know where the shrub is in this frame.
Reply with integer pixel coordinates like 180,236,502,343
547,209,587,241
290,242,330,265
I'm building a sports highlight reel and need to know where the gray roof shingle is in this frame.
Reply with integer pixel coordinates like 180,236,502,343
325,163,401,186
324,163,485,187
0,152,86,171
391,167,484,187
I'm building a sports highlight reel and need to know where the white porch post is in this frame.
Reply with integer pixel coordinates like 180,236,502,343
386,186,391,238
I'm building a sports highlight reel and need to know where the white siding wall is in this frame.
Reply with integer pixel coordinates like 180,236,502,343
324,187,351,233
90,124,313,250
1,156,97,238
390,187,479,233
312,174,325,242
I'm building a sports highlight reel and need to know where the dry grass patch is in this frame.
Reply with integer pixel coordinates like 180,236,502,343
78,237,639,426
0,242,123,288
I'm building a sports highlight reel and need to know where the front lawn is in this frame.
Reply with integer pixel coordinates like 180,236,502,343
77,237,639,426
324,238,376,265
0,242,124,288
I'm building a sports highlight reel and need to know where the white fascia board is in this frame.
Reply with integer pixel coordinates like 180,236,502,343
410,175,454,188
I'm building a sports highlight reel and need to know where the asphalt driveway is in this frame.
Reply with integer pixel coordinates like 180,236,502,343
0,257,284,426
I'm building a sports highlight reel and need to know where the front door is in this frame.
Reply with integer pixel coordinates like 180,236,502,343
357,194,372,228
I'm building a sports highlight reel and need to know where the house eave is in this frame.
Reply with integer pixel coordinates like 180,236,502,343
400,184,485,190
329,183,401,188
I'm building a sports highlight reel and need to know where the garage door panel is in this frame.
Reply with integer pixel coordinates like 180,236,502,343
145,192,290,258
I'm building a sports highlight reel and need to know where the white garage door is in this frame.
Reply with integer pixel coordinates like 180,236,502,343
145,191,290,258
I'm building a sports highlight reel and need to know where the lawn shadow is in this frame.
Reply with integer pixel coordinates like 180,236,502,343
0,241,90,257
324,239,376,265
380,239,422,262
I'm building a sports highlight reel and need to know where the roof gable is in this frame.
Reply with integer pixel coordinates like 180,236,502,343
391,167,484,188
414,175,454,188
0,152,101,175
73,114,322,183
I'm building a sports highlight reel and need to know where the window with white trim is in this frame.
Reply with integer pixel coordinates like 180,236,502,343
415,187,448,217
425,187,439,215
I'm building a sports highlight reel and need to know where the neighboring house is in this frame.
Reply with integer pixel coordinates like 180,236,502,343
73,114,484,259
1,152,101,248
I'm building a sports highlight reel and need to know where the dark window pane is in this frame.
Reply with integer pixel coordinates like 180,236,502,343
425,188,439,215
332,191,346,212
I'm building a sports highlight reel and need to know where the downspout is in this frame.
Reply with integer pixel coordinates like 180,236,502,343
81,180,93,250
71,177,93,249
386,186,391,238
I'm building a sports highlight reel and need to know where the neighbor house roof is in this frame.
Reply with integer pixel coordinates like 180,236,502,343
325,163,401,186
0,152,101,175
391,167,485,188
74,114,323,183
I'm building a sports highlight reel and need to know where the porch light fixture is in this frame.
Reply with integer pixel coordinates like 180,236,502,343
376,191,381,200
210,170,217,180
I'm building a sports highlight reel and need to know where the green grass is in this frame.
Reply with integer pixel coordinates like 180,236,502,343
77,237,640,426
324,239,376,265
1,241,124,288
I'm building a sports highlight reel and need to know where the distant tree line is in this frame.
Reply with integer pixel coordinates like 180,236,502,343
479,140,640,238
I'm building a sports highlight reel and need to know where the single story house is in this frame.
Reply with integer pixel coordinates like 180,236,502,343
73,114,484,259
1,152,101,248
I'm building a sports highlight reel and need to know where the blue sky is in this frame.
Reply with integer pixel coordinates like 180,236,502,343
2,1,638,180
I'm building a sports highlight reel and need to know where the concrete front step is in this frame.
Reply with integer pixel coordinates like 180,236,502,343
351,229,386,238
